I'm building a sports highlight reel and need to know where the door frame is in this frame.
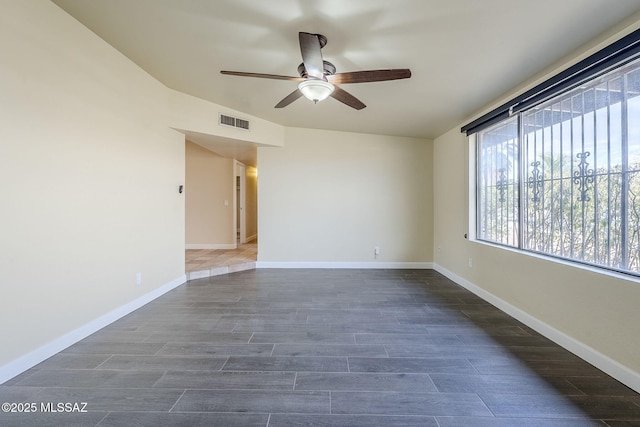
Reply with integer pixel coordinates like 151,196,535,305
234,161,247,245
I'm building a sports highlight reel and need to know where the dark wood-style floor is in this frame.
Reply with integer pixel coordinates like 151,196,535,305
1,269,639,426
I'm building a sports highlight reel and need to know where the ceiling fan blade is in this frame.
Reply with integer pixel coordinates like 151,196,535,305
274,89,303,108
328,69,411,85
330,86,366,110
221,70,304,82
299,32,325,80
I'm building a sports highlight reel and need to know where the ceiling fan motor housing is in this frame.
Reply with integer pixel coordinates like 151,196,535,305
297,60,336,79
314,33,328,49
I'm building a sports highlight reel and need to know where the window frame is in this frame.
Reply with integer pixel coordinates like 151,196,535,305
468,59,640,277
463,28,640,279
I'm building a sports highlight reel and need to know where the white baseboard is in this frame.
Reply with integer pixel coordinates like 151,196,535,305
245,234,257,243
185,243,236,250
433,263,640,394
0,274,186,385
256,261,433,269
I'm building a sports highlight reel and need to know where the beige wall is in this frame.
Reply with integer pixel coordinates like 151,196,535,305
185,141,234,247
258,127,433,264
433,21,640,390
0,2,185,370
1,1,285,382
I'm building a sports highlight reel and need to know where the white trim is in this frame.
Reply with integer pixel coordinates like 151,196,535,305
466,133,477,240
235,161,247,245
0,274,186,385
433,263,640,394
185,243,236,250
245,234,257,243
256,261,433,269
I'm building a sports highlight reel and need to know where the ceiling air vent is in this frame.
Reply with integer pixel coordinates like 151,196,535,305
219,113,250,131
235,118,250,130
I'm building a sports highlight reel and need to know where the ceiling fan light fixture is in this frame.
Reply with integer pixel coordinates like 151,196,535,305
298,79,334,103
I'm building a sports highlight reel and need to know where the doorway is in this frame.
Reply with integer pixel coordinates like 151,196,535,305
235,161,246,245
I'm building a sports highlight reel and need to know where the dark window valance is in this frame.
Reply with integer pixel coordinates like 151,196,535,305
461,27,640,136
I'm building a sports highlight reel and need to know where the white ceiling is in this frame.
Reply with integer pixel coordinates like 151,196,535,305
52,0,640,163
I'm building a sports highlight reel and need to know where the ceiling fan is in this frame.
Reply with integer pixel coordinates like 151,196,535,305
221,32,411,110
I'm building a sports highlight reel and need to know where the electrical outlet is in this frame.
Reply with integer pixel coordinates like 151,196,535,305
374,246,380,256
468,258,473,268
136,272,142,285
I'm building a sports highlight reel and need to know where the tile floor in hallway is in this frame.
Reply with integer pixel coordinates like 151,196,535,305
1,269,639,426
185,242,257,279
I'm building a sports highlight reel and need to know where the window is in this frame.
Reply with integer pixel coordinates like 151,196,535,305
475,58,640,275
477,117,519,246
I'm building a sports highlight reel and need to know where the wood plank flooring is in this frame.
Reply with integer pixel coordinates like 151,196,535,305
1,269,639,426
